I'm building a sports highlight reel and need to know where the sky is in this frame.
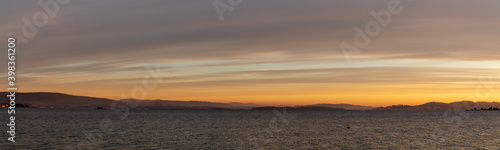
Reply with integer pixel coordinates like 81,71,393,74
1,0,500,107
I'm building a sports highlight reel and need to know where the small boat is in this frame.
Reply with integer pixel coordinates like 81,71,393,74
347,124,351,129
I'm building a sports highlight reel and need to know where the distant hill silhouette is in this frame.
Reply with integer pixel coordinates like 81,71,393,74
301,104,373,110
0,92,115,108
374,101,500,111
124,99,261,110
252,106,346,111
1,92,499,110
0,92,260,110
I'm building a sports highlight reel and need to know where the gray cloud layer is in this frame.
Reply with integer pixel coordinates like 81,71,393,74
1,0,499,93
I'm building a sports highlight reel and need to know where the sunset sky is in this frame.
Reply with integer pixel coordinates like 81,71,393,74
1,0,500,106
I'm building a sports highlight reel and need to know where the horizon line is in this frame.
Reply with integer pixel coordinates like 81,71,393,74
3,91,499,108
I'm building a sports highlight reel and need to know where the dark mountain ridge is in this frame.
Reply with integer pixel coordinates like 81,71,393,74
1,92,499,110
374,101,500,111
0,92,259,109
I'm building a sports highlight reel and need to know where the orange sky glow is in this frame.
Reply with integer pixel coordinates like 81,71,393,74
2,1,500,107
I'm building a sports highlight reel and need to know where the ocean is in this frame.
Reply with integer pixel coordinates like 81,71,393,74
1,108,499,149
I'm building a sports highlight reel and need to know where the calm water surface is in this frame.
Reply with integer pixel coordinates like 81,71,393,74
1,108,499,149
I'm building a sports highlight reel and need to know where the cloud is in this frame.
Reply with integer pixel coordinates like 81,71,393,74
157,66,500,88
2,0,499,71
1,0,499,104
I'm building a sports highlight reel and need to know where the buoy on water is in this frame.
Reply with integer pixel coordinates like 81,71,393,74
347,124,351,129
